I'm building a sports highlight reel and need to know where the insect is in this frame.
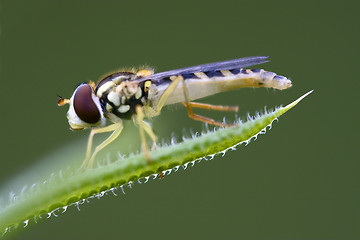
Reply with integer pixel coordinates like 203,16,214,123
58,56,292,169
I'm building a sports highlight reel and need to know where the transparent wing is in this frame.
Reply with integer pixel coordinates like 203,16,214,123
136,56,269,83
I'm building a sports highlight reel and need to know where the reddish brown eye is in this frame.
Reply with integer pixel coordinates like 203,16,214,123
73,84,101,124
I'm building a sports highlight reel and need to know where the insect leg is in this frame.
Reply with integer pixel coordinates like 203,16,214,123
82,118,123,169
153,76,183,114
179,77,237,127
138,77,185,160
182,102,238,112
141,121,157,150
135,105,155,162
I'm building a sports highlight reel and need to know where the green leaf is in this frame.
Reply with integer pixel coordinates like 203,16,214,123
0,91,312,237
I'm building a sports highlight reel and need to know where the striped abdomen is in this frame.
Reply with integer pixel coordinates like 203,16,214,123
150,68,292,106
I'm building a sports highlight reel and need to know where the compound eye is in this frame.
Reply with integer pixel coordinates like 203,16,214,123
73,84,101,124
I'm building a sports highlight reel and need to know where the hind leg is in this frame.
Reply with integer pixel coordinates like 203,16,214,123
178,76,238,127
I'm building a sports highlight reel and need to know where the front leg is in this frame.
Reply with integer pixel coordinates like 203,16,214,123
82,116,123,169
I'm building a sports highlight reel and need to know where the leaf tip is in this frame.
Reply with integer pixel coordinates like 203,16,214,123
284,90,313,110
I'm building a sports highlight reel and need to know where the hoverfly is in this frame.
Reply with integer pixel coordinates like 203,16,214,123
58,56,292,169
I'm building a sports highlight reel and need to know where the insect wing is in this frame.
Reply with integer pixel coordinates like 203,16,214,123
136,56,269,83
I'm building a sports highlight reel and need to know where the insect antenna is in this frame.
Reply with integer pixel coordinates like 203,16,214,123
57,95,70,106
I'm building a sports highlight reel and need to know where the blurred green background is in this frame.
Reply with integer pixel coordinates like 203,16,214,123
0,0,358,239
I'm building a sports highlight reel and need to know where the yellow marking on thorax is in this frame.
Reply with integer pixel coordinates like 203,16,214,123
137,69,154,78
144,80,151,92
116,81,126,94
112,76,129,84
97,81,116,98
107,91,121,106
123,82,138,98
118,105,130,113
121,96,126,104
135,87,142,99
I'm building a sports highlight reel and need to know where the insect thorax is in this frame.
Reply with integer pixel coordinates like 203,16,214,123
95,72,150,119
